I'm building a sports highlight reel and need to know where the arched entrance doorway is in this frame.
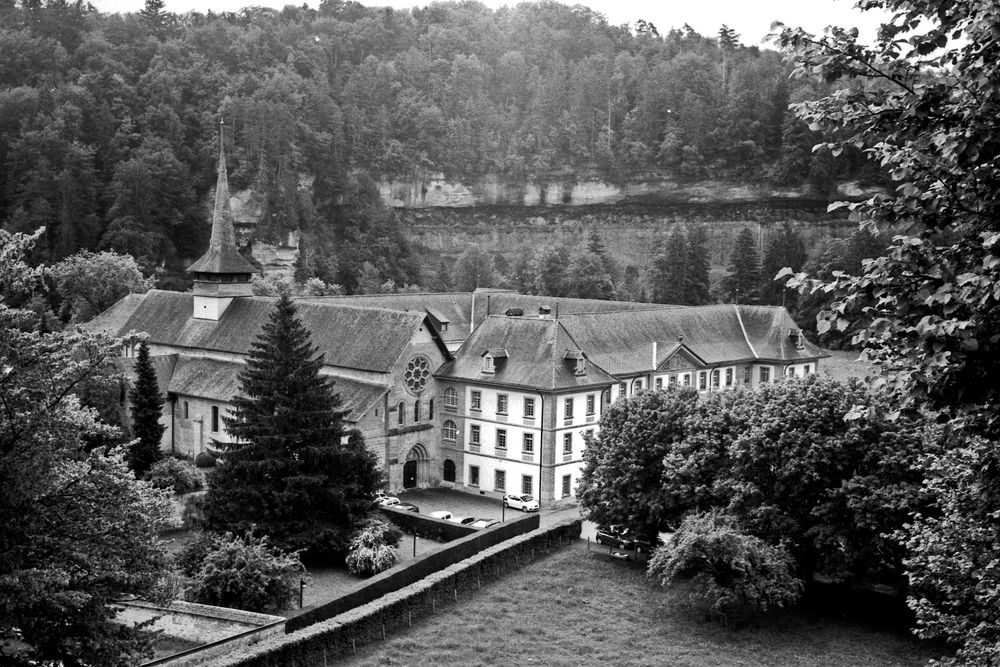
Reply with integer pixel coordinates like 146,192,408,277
443,458,456,482
403,443,429,489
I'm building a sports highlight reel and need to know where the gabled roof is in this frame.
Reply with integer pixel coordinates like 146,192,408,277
93,290,447,374
558,304,826,375
434,315,618,391
83,293,146,334
112,354,178,396
656,342,707,369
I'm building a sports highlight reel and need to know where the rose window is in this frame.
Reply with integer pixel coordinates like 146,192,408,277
404,355,431,394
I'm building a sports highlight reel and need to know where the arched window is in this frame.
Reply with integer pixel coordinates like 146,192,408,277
428,398,435,420
397,401,405,425
442,419,457,441
183,401,189,419
443,459,456,482
414,400,421,422
444,387,458,409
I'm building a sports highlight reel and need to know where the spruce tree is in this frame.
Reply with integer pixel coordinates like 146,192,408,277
685,224,712,305
722,227,760,303
201,293,380,560
129,339,164,476
647,226,689,304
759,222,806,305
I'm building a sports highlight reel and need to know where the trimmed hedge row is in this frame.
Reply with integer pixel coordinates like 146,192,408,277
286,512,540,632
378,506,478,542
217,519,582,667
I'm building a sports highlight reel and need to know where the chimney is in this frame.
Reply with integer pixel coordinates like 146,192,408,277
538,306,552,319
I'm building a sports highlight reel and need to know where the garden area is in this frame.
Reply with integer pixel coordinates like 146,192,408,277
338,540,943,667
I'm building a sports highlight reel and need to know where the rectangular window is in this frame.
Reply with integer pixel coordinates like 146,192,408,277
469,466,480,486
496,428,507,450
743,366,751,383
725,368,733,386
470,424,481,445
564,398,574,420
586,394,595,415
683,373,691,387
523,397,535,418
470,390,481,411
634,380,643,391
668,375,677,387
760,367,771,383
698,372,707,390
562,474,572,497
805,364,812,375
655,377,663,390
497,393,508,414
211,405,219,432
494,470,506,492
563,433,572,455
521,474,533,495
619,382,626,397
523,433,534,453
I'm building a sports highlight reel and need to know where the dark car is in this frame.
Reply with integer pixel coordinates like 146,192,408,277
595,525,635,550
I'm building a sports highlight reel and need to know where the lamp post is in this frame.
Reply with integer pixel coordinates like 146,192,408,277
299,577,306,609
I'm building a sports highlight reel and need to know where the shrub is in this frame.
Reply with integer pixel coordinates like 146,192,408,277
145,457,204,494
346,519,402,577
194,451,216,468
647,510,802,614
183,531,305,613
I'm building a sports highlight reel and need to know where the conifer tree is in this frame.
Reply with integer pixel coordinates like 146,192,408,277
201,294,380,560
685,224,712,305
721,227,760,303
759,222,806,306
129,339,164,476
647,226,689,304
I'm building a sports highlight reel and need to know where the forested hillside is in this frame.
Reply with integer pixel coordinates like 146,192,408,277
0,0,878,293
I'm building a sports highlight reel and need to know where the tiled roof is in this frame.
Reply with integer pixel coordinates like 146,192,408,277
98,290,432,374
111,354,178,398
303,291,678,345
434,316,618,390
83,293,146,334
167,356,386,420
559,305,826,375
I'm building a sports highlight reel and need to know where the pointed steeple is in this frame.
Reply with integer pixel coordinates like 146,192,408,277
189,118,256,320
188,119,257,276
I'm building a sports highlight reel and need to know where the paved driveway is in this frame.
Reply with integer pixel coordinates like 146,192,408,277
396,487,585,529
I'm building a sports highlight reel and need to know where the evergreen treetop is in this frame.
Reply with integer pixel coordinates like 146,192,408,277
201,293,380,560
129,338,164,476
722,226,760,303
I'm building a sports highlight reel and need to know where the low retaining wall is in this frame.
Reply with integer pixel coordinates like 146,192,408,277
113,600,285,666
287,511,539,631
379,505,478,541
215,519,582,666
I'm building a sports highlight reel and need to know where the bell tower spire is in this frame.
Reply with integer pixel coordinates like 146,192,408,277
188,118,256,320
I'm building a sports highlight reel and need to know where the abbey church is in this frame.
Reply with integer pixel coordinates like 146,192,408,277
90,133,827,501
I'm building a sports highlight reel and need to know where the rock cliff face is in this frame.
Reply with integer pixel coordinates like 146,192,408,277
377,171,879,209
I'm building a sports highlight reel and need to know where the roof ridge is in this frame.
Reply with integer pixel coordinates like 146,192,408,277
734,304,759,359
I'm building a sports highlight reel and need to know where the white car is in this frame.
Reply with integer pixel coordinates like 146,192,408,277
448,516,476,525
376,494,400,507
503,494,539,512
429,510,453,520
470,519,499,529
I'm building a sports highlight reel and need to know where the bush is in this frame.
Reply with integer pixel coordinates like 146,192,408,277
183,531,305,613
346,519,402,577
647,510,802,614
145,457,204,494
194,451,216,468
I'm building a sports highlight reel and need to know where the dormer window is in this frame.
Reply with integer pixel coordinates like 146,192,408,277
481,348,507,374
483,354,495,374
563,349,586,376
789,328,805,350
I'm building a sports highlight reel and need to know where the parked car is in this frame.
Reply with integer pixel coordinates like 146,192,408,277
376,496,400,507
595,525,635,550
394,502,420,513
470,519,499,529
448,516,476,525
429,510,453,520
503,494,539,512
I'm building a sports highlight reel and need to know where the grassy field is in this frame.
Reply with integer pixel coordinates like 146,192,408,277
339,541,941,667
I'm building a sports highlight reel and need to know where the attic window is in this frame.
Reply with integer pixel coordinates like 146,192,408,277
563,349,586,375
483,354,495,374
789,328,805,350
574,358,586,375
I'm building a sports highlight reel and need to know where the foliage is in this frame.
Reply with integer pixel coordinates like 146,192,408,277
194,450,216,468
721,227,760,303
647,225,690,304
578,388,701,543
346,518,402,577
0,229,172,666
759,222,806,306
452,245,497,292
128,339,164,476
49,250,152,323
774,2,1000,660
201,293,381,560
647,510,802,613
145,457,204,494
182,531,305,614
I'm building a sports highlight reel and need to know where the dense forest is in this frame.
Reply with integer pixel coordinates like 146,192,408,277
0,0,878,297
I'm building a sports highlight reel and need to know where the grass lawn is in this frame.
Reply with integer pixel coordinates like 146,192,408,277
338,541,942,667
